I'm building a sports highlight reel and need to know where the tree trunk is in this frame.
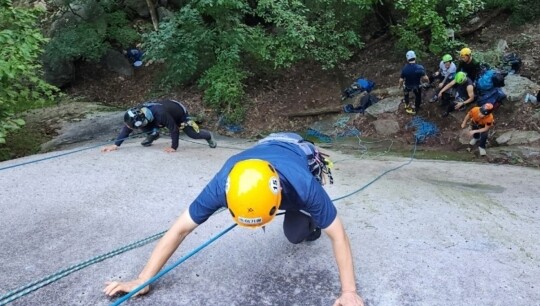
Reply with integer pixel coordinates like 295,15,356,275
456,8,505,37
146,0,159,31
286,106,343,118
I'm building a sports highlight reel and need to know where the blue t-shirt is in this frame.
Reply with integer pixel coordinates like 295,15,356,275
401,63,426,88
188,141,337,229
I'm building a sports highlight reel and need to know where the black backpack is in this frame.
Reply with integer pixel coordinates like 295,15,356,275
343,94,379,113
502,53,522,73
492,71,506,88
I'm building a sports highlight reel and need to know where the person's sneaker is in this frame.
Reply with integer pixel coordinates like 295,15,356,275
405,107,416,115
469,138,478,145
141,132,160,147
305,227,321,242
429,95,438,103
478,147,487,156
207,133,217,148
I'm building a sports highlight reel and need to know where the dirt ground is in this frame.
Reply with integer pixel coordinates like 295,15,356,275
61,12,540,164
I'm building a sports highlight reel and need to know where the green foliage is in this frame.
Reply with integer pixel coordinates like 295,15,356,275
474,49,504,67
0,123,47,161
0,0,57,144
144,0,366,122
198,57,248,124
106,11,140,47
44,0,139,66
143,6,216,85
510,0,540,24
393,0,485,54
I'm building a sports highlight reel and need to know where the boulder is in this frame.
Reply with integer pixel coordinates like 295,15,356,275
503,75,540,102
157,6,174,21
100,49,134,77
372,119,399,136
168,0,188,9
124,0,150,18
496,129,540,145
365,96,401,118
44,59,75,88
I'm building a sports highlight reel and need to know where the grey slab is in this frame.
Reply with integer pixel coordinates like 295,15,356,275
0,136,539,306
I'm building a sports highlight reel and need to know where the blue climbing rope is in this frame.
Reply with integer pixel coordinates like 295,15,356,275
0,133,146,172
306,128,333,143
0,231,166,306
406,116,439,143
110,224,237,306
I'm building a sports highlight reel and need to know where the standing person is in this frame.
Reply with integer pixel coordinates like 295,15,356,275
429,54,457,103
103,132,365,306
438,72,475,117
101,99,216,153
460,103,494,156
398,50,429,115
456,47,482,82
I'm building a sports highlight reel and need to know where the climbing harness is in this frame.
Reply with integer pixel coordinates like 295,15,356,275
258,132,334,185
180,119,200,133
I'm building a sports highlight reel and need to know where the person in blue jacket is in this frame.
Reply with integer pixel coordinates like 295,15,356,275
104,132,364,306
102,99,216,153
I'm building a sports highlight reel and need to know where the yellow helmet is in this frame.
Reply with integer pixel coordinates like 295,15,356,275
226,159,281,228
460,47,472,57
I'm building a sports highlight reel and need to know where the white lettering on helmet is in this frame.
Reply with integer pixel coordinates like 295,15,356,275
238,217,263,225
269,176,279,194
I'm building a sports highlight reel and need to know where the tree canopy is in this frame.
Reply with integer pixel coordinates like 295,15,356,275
2,0,538,140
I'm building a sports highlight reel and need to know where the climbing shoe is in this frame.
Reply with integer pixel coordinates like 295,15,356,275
141,132,160,147
429,95,438,103
469,138,478,145
305,227,322,242
207,133,217,148
405,106,416,115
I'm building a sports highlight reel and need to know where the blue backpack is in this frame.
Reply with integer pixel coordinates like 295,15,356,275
476,69,506,93
476,69,495,92
476,87,506,109
355,78,376,92
341,78,376,100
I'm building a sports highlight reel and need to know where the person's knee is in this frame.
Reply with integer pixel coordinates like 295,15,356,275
284,232,305,244
283,210,312,244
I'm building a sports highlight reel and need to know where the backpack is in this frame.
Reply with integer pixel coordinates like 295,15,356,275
502,53,522,73
341,78,376,100
476,69,506,93
476,87,507,110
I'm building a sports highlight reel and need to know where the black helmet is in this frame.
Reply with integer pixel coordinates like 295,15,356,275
124,107,149,129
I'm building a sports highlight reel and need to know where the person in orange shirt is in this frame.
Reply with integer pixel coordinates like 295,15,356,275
460,103,494,156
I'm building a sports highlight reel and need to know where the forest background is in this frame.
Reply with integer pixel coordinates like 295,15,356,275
1,0,539,160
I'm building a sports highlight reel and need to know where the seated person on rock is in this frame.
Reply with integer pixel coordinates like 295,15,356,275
438,72,475,117
429,54,457,103
456,47,483,82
